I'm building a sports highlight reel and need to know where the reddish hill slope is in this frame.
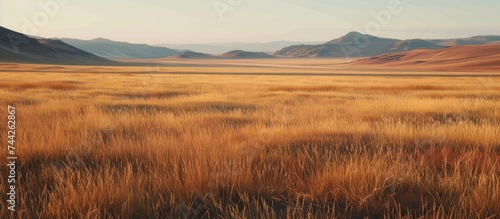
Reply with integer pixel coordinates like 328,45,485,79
354,44,500,71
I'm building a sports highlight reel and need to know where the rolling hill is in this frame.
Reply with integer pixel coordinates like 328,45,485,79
353,44,500,71
0,26,112,64
61,38,180,59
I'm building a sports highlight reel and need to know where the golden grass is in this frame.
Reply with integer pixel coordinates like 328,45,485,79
0,62,499,218
0,81,82,90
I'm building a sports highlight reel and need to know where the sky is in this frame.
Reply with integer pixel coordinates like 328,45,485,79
1,0,499,44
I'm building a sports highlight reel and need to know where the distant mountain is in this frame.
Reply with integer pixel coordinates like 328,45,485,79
158,41,324,54
353,44,500,71
275,32,447,58
0,26,111,64
169,51,214,59
272,44,317,58
158,43,230,55
428,35,500,46
61,38,179,59
218,50,275,59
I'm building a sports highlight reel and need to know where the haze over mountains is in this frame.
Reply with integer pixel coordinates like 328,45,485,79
1,25,499,67
52,33,500,59
0,26,111,64
54,32,500,61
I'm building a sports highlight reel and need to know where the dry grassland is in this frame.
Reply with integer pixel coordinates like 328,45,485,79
0,62,499,218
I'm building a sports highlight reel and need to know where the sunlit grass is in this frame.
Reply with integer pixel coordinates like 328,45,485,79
0,63,499,219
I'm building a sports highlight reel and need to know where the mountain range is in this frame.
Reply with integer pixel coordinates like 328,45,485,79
60,38,180,59
274,32,448,58
274,32,500,58
0,26,111,64
1,25,500,65
157,41,324,55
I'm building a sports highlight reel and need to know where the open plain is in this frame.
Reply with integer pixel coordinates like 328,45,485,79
0,59,499,218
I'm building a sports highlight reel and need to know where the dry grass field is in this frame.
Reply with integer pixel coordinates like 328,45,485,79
0,60,499,218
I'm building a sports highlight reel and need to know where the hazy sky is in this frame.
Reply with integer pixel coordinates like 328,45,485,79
1,0,499,44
